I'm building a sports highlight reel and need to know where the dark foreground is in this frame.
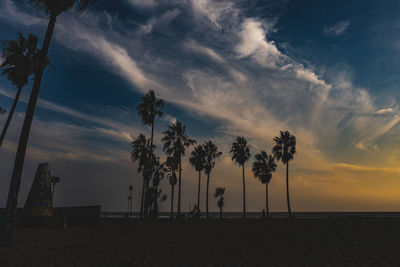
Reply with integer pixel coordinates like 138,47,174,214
1,218,400,266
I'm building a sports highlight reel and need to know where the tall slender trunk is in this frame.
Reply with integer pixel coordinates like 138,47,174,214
286,161,292,217
0,15,57,247
206,172,210,219
139,176,145,218
150,121,154,147
242,164,246,219
0,86,22,148
143,178,150,218
177,158,182,216
197,171,201,214
170,185,174,219
220,206,222,219
266,182,269,217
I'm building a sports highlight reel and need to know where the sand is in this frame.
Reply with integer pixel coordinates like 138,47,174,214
1,218,400,266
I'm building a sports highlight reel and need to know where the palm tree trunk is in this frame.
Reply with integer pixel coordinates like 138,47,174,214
286,161,292,217
170,185,174,219
242,164,246,219
177,158,182,216
144,178,150,218
266,182,269,218
150,121,154,147
0,15,57,247
139,176,145,218
206,172,210,219
197,171,201,214
220,206,222,219
0,86,22,148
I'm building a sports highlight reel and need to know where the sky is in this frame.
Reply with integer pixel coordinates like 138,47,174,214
1,0,400,212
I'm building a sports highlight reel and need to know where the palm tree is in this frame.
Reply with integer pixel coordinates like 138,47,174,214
0,33,41,148
189,145,206,216
252,151,277,217
230,136,250,219
1,0,95,246
272,130,296,217
150,157,165,218
166,156,178,218
161,121,196,216
136,90,164,147
203,140,222,219
130,134,154,218
214,187,225,219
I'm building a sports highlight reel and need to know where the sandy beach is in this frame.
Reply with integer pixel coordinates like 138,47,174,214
1,218,400,266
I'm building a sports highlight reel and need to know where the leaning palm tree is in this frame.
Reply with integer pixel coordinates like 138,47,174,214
189,144,206,216
230,136,250,219
272,130,296,217
214,187,225,219
166,156,178,218
252,151,277,217
0,33,41,148
136,90,164,147
1,0,96,246
130,134,154,218
161,121,196,216
203,140,222,219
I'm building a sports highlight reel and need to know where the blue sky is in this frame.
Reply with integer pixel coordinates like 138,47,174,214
1,0,400,212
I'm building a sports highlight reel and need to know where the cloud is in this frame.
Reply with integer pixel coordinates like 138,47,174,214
127,0,158,8
324,20,350,36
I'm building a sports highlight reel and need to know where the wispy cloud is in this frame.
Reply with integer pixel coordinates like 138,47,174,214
324,20,350,36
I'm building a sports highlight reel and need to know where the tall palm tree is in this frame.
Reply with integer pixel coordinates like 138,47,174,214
189,144,206,216
252,151,277,217
150,157,165,218
0,33,41,148
136,90,164,216
272,130,296,217
230,136,250,219
214,187,225,219
130,134,154,218
1,0,95,246
161,121,196,216
203,140,222,219
137,90,164,147
166,156,178,218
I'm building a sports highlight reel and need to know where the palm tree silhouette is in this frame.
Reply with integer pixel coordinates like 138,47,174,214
0,33,41,148
203,140,222,219
137,90,164,147
230,136,251,219
130,134,154,218
189,145,206,217
252,151,277,217
1,0,95,246
162,121,196,217
272,130,296,217
214,187,225,219
136,90,164,217
165,156,178,218
151,157,165,218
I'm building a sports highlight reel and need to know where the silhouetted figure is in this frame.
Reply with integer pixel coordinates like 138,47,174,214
230,137,251,219
0,33,41,148
203,141,222,219
162,121,196,217
136,90,164,217
1,0,95,247
273,131,296,218
252,151,277,218
214,187,225,219
189,145,206,218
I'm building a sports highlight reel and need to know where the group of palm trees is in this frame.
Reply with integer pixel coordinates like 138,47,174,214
131,90,297,220
0,0,96,247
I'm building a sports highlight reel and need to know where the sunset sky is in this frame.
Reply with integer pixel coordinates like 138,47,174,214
1,0,400,212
